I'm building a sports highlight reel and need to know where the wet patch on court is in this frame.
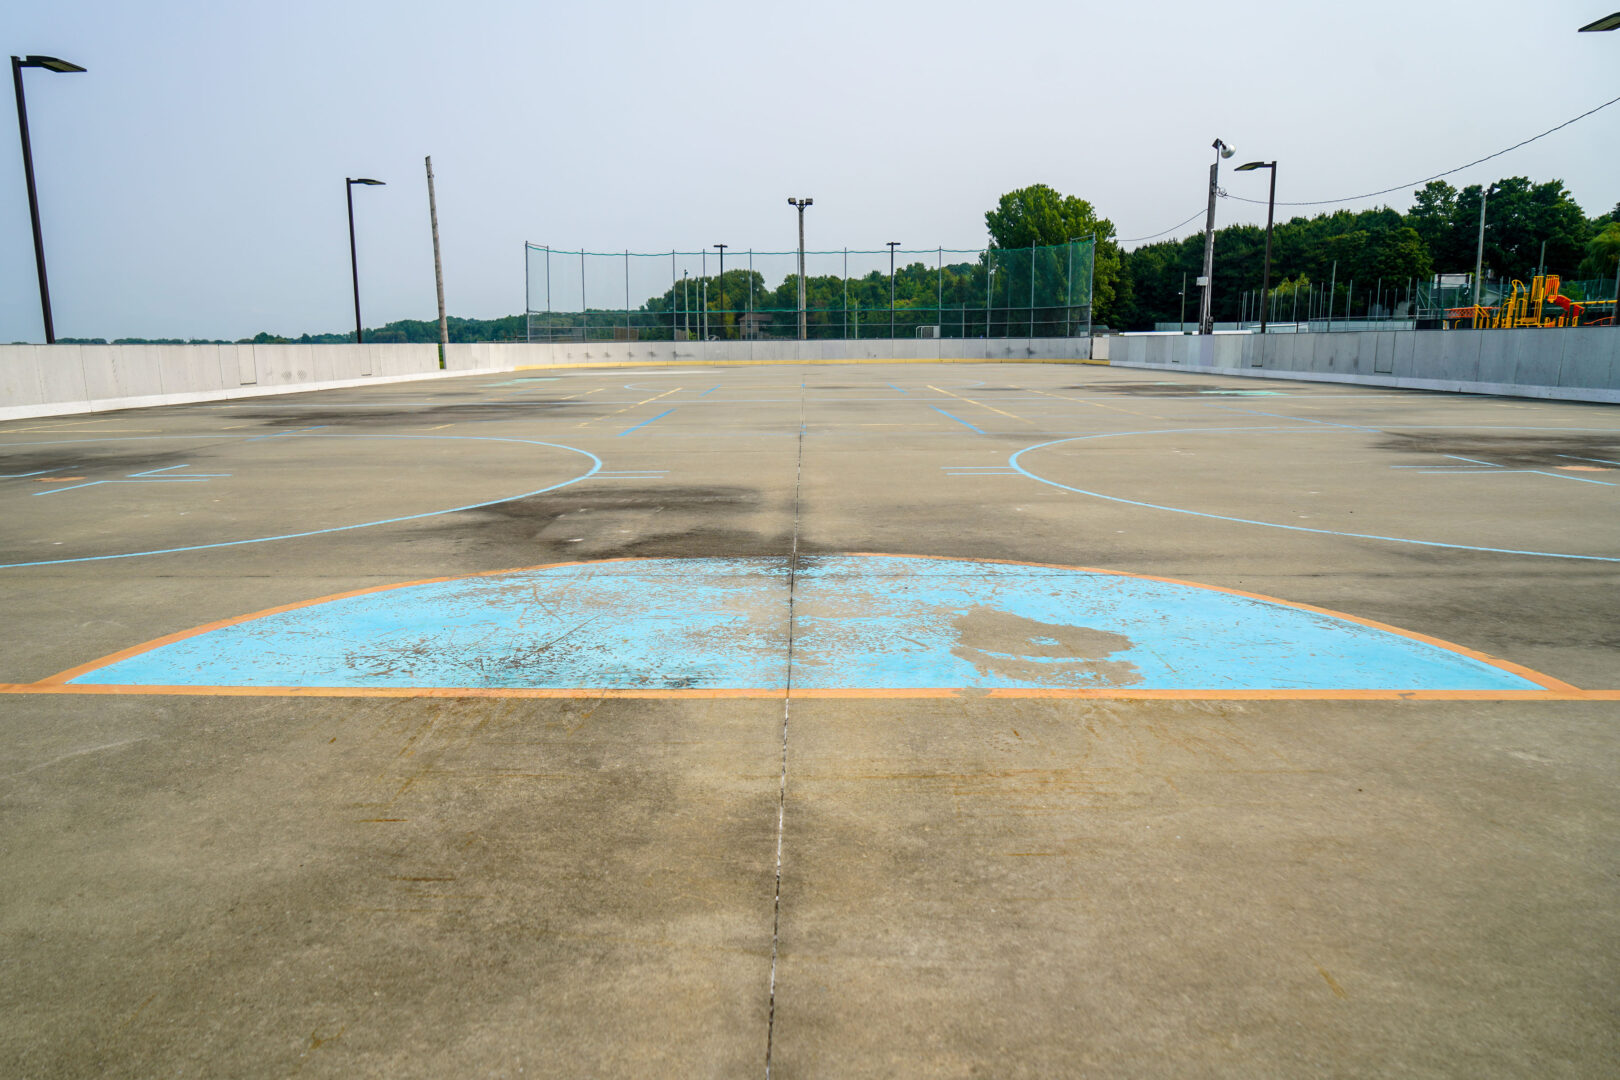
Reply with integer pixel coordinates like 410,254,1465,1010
1374,431,1620,469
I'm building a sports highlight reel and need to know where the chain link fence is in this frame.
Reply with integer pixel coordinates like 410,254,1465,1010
523,239,1095,343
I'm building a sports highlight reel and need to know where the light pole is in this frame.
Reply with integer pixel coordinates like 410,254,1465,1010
887,241,901,339
11,55,87,345
788,197,812,340
1235,160,1277,334
714,243,728,340
346,177,385,344
1198,138,1235,335
1472,183,1494,325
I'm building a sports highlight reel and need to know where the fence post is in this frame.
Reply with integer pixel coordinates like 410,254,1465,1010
1029,239,1036,339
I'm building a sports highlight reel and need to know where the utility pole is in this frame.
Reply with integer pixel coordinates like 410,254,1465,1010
425,156,447,367
1199,138,1235,334
1473,185,1492,324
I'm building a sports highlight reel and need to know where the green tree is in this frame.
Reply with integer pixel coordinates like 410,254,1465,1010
1577,223,1620,280
984,184,1121,326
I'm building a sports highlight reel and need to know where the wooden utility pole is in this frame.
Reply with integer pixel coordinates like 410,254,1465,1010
425,156,448,367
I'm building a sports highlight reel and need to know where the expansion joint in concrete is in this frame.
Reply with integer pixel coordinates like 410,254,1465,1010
765,385,806,1077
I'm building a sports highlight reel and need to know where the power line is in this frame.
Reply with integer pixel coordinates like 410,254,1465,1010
1222,91,1620,208
1118,207,1208,244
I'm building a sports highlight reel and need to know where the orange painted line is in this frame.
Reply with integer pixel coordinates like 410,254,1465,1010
788,688,961,699
29,552,1590,699
983,688,1620,701
845,552,1583,693
0,683,786,700
1,683,1616,701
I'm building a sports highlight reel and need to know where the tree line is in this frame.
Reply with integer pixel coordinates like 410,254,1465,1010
56,178,1618,343
1112,178,1619,330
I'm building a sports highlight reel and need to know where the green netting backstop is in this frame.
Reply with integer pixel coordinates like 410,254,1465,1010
524,239,1095,343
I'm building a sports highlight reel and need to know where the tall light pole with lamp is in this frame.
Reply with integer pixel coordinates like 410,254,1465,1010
1234,160,1277,333
788,198,812,340
714,243,728,339
11,55,87,344
1198,138,1235,334
1579,13,1620,322
346,177,386,344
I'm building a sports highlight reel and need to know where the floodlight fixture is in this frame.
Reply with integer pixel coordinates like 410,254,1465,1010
21,55,87,73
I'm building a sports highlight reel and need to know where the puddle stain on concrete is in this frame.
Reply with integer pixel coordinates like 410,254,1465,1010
66,555,1544,693
948,607,1143,686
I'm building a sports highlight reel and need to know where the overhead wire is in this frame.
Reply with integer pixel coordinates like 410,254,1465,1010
1220,91,1620,208
1117,207,1208,244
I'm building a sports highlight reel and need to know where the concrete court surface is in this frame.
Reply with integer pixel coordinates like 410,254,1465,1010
1,360,1617,1078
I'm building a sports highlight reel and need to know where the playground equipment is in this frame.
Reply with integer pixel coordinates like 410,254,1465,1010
1445,274,1608,328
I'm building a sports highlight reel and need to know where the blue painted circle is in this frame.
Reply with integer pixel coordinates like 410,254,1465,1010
0,433,601,569
74,555,1540,691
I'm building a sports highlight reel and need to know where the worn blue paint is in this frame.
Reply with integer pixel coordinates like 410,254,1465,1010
75,555,1538,691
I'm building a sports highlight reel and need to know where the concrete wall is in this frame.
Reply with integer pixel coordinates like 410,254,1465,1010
1107,327,1620,403
1,337,1094,420
0,343,462,420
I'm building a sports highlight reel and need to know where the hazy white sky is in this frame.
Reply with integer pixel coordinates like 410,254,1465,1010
3,0,1615,340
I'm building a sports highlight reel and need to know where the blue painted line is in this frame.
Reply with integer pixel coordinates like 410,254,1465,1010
1007,429,1620,563
1529,470,1615,486
1,469,55,479
931,407,985,434
887,383,908,394
697,385,721,397
619,409,675,436
0,435,602,569
1559,454,1620,467
1445,454,1499,466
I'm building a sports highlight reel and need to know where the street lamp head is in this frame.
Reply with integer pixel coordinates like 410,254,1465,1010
19,56,87,73
1235,160,1273,172
804,198,812,206
349,178,385,186
1213,138,1235,159
1577,11,1620,30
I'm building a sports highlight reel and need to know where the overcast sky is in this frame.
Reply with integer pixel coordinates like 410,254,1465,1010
3,0,1615,340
